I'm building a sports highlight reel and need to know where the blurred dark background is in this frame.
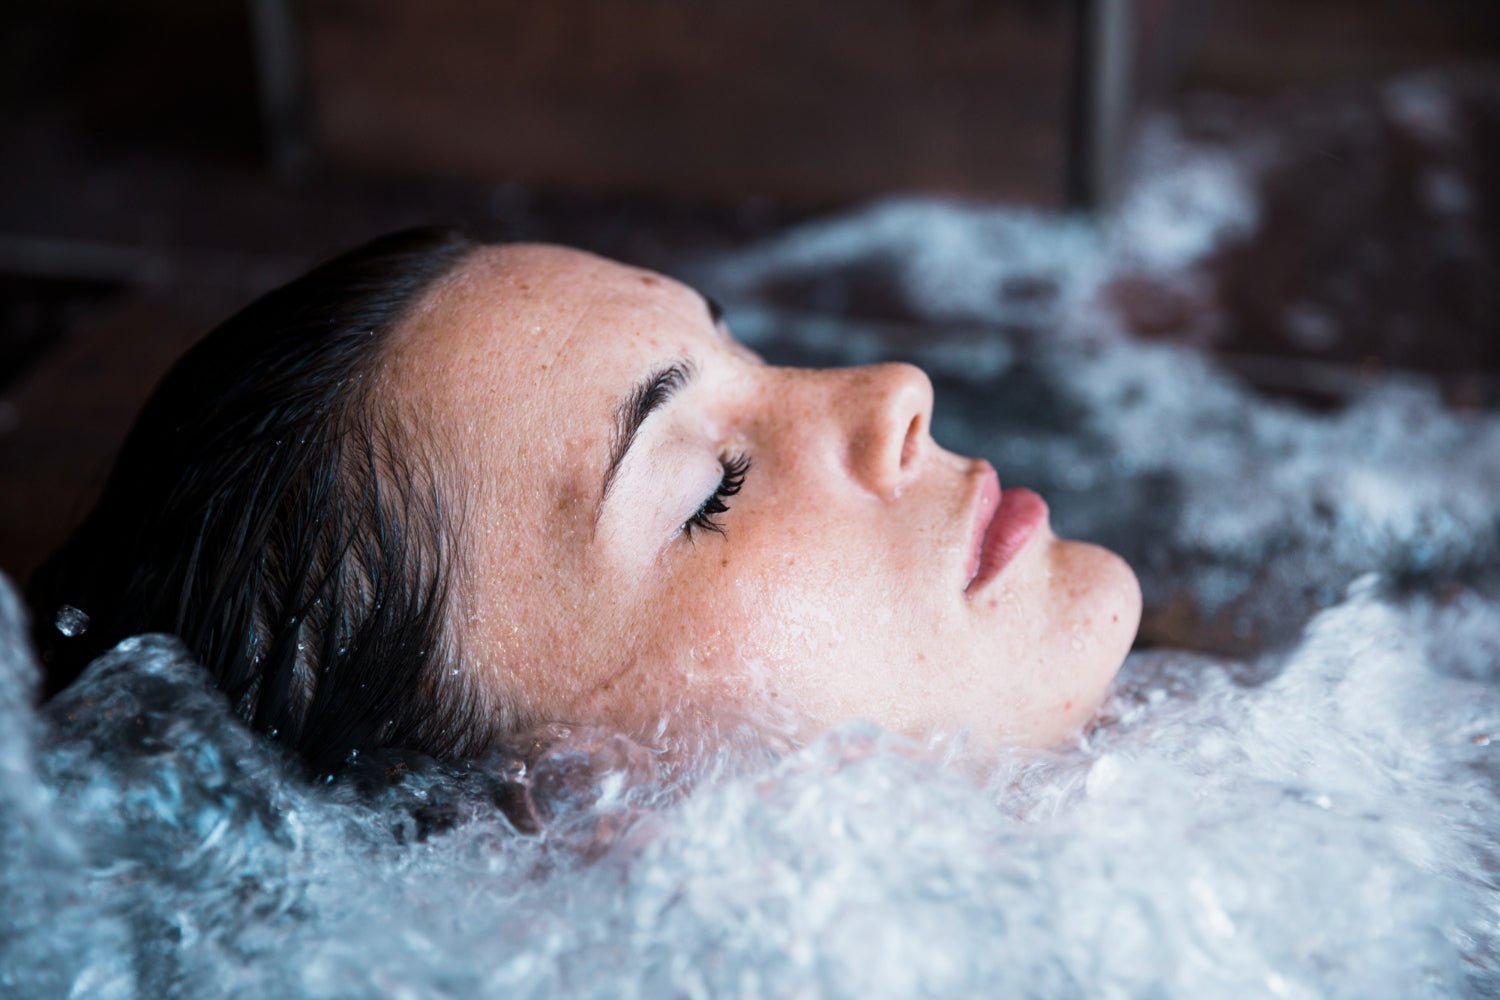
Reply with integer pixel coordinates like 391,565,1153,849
2,0,1498,582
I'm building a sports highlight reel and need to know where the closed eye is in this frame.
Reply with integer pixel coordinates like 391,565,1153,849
680,453,750,541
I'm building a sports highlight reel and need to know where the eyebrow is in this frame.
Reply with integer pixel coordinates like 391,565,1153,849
597,358,698,521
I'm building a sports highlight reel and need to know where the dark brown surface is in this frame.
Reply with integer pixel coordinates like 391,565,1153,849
302,0,1078,205
1180,0,1500,93
1211,80,1500,398
0,291,229,582
1109,77,1500,410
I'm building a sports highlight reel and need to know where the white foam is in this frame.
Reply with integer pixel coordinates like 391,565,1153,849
2,580,1496,996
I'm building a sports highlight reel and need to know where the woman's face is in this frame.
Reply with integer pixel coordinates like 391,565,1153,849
384,245,1140,748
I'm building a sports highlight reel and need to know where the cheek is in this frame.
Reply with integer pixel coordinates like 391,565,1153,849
640,540,868,723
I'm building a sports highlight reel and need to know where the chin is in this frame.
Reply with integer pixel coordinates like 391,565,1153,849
1054,536,1142,646
1042,538,1142,739
1093,543,1144,664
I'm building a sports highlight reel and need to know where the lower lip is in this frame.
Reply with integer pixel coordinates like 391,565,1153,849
966,487,1048,594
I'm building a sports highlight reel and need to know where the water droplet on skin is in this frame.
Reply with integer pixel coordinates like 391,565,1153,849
55,605,90,638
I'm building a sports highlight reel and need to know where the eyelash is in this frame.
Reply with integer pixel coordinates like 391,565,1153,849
681,453,751,541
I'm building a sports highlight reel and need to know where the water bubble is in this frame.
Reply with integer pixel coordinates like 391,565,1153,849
54,605,90,637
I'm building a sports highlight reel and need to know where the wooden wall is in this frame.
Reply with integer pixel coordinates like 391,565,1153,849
1178,0,1500,93
300,0,1080,206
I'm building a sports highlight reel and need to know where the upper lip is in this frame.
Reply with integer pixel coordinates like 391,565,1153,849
963,461,1001,593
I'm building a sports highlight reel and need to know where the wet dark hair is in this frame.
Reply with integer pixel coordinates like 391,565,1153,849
26,226,499,775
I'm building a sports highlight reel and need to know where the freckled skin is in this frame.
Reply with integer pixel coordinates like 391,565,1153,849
381,245,1142,749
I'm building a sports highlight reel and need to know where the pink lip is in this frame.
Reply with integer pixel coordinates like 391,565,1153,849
964,462,1048,595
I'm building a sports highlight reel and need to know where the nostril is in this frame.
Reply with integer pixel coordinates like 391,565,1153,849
844,362,932,494
900,413,922,469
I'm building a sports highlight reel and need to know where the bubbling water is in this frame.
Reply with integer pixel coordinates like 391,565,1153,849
4,84,1500,997
2,575,1498,997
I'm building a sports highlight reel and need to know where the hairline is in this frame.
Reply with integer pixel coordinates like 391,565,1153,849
357,244,528,742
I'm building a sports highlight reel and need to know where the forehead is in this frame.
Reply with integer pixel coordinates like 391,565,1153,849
379,242,713,512
385,242,710,419
393,242,707,371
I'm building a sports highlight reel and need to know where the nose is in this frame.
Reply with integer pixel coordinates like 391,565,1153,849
841,363,933,496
